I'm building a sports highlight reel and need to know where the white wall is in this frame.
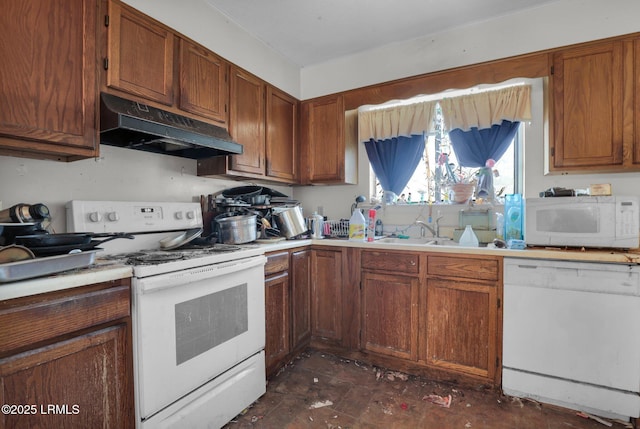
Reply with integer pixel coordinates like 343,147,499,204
0,146,292,233
301,0,640,99
293,0,640,232
2,0,640,235
121,0,301,98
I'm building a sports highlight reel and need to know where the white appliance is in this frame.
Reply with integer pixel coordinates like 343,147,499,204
66,200,267,429
503,258,640,421
524,196,639,249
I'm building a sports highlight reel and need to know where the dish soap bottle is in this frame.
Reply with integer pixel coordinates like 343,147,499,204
349,209,366,241
459,225,479,247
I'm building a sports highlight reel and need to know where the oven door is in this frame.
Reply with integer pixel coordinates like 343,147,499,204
132,255,266,420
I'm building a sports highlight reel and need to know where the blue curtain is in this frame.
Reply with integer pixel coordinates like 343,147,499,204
364,134,425,195
448,120,520,168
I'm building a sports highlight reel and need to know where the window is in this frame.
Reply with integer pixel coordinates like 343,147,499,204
369,82,526,204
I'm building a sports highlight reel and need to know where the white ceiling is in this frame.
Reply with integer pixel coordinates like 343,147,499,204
204,0,561,67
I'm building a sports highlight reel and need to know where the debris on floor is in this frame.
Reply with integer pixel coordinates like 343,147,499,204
576,411,612,427
423,394,452,408
375,369,410,381
308,400,334,409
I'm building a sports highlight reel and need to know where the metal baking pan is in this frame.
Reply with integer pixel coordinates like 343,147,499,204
0,250,100,283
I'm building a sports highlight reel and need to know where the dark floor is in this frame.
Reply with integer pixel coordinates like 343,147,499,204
225,349,633,429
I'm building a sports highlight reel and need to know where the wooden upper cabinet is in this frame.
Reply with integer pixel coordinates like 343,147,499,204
550,40,624,171
633,38,640,166
228,66,266,175
179,39,228,125
0,0,98,159
105,0,174,105
266,86,298,182
301,94,357,184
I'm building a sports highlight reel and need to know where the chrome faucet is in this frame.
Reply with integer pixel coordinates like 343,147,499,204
414,216,443,238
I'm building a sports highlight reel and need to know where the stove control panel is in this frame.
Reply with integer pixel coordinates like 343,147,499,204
66,200,203,233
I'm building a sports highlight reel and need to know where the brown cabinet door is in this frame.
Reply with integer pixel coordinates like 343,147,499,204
361,271,419,360
0,0,98,157
551,41,624,170
0,324,134,429
311,249,343,341
634,38,640,166
228,67,266,175
290,249,311,350
301,95,348,183
420,278,498,381
266,86,298,182
106,0,174,105
265,271,290,375
179,38,228,125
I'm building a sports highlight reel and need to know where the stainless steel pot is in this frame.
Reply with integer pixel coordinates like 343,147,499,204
274,207,308,238
215,214,257,244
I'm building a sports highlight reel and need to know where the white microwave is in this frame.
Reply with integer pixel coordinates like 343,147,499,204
525,196,639,249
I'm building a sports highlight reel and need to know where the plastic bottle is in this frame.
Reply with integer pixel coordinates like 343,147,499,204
366,209,376,242
495,212,504,240
375,219,383,237
459,225,479,247
349,209,366,241
504,194,523,240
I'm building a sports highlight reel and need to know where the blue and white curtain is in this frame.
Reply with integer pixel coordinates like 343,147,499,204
358,101,436,196
439,85,532,168
439,84,531,198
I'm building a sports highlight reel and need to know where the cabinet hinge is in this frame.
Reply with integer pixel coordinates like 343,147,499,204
550,147,555,157
550,65,554,75
103,58,109,70
497,298,501,309
496,357,500,368
359,281,362,290
104,15,109,27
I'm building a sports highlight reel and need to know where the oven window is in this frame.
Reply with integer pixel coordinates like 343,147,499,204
174,283,248,365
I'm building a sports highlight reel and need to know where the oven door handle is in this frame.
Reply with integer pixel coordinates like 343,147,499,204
137,255,266,294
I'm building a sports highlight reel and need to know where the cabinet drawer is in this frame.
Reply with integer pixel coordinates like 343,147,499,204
427,255,499,281
0,283,131,355
265,251,289,275
361,251,419,274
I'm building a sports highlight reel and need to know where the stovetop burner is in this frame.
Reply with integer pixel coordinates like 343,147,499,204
101,243,253,266
132,252,185,263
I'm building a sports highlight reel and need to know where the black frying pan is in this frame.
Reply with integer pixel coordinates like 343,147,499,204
15,233,134,256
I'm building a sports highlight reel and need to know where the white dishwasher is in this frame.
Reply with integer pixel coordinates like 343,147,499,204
503,258,640,421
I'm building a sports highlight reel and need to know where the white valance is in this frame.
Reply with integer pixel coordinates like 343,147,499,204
439,85,532,132
358,100,436,143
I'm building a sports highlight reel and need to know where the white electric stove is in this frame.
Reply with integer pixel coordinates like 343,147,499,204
66,200,267,429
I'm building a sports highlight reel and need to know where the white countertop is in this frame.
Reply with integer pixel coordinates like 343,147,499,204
0,262,133,301
257,237,640,264
4,236,637,302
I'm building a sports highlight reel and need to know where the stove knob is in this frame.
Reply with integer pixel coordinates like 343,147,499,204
107,212,119,222
175,211,184,220
89,211,102,222
186,211,196,220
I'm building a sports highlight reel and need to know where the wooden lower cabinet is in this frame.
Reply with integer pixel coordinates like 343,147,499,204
265,271,290,374
264,248,311,377
420,254,502,383
0,279,134,429
361,271,419,360
420,277,499,380
290,249,312,349
311,248,343,342
356,249,502,385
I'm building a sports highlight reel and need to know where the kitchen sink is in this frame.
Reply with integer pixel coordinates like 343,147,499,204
375,237,458,246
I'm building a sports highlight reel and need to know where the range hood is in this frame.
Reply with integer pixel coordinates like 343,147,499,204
99,93,243,159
